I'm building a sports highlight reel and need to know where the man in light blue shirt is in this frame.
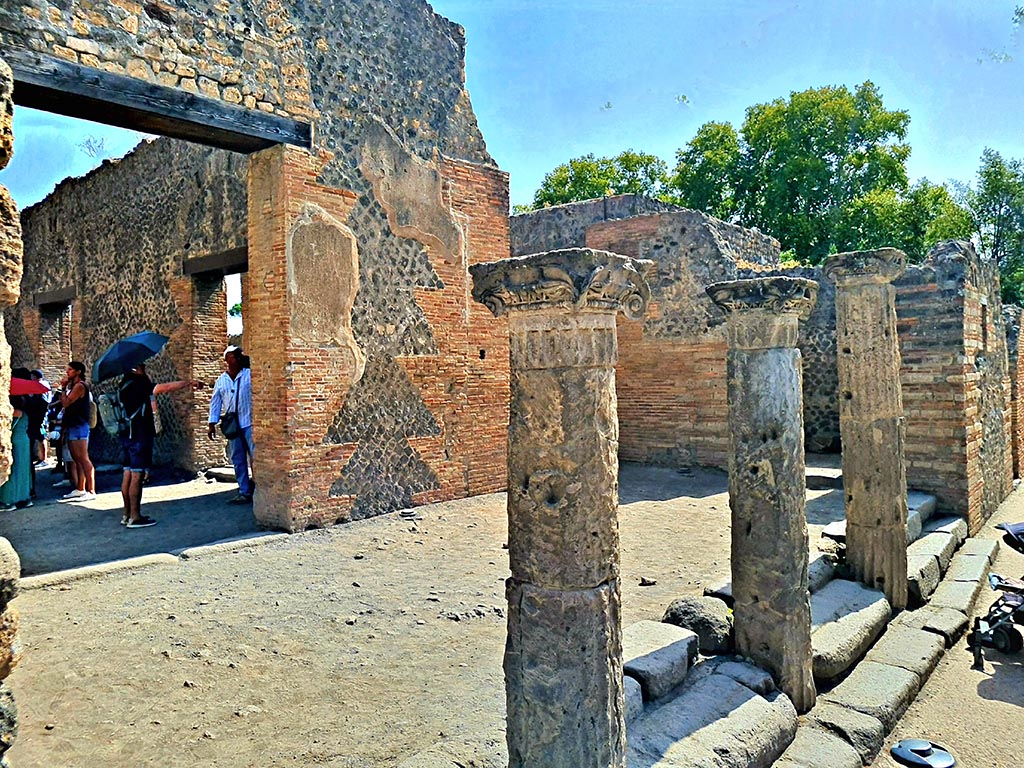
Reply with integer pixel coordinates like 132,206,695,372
208,346,254,503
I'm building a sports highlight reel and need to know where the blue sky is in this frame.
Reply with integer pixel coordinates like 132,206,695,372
1,0,1022,209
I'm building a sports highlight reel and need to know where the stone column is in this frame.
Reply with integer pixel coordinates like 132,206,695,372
706,276,818,713
0,58,21,768
824,248,908,610
471,248,652,768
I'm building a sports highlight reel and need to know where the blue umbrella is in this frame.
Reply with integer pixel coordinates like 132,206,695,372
92,331,170,382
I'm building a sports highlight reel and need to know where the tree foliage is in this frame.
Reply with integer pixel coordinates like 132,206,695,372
532,150,667,208
958,149,1024,303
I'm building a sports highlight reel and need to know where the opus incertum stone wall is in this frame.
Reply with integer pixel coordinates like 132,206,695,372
1005,305,1023,478
707,275,818,714
471,248,652,768
3,0,512,526
825,248,909,609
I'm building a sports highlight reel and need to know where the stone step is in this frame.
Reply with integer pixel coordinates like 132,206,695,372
622,620,699,702
820,491,938,547
810,579,892,681
626,658,796,768
703,551,836,607
907,526,960,606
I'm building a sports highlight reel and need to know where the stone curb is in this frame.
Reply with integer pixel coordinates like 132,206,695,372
21,533,290,590
21,554,180,590
175,532,289,559
775,532,996,766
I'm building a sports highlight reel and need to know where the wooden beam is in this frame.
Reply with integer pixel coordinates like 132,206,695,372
183,246,249,276
6,49,312,154
33,286,76,307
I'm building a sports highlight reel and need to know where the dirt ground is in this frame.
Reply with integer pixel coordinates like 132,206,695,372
4,461,1021,767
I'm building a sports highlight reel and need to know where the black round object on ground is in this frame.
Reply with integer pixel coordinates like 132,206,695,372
891,739,956,767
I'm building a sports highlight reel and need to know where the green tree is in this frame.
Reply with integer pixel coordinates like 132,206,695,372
732,81,911,262
669,121,741,219
834,180,971,263
531,150,667,208
958,149,1024,302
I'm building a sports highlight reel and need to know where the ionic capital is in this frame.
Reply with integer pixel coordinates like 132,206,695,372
470,248,653,320
706,276,818,319
823,248,907,287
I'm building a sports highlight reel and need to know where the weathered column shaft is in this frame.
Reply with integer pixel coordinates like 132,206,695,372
472,248,651,768
825,249,908,610
708,277,817,713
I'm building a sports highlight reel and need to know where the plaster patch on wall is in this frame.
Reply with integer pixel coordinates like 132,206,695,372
359,119,465,266
286,203,365,385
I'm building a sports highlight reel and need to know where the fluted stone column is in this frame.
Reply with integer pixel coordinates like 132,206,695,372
707,276,818,713
824,248,908,610
471,248,652,768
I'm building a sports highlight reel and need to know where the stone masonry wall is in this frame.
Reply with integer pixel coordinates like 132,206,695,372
5,0,512,519
794,241,1013,530
9,138,244,469
1004,305,1022,478
584,209,782,468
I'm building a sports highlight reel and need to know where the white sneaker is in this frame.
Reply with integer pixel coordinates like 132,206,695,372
60,489,85,500
66,491,97,503
52,479,72,488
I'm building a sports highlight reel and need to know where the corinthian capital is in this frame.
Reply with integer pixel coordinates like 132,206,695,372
470,248,653,320
823,248,906,286
706,276,818,319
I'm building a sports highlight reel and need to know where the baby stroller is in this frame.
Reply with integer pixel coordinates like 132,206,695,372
966,521,1024,666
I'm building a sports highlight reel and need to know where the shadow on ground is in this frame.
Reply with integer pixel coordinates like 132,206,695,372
618,462,728,503
0,464,260,576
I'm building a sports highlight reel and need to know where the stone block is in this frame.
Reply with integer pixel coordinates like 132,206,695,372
772,725,861,768
945,552,990,583
908,532,956,573
820,660,920,730
808,552,836,593
906,508,923,545
626,668,796,768
713,660,776,696
811,579,891,681
821,519,846,543
891,605,969,647
702,577,733,607
907,554,941,606
928,578,983,616
0,541,18,614
959,537,999,564
864,624,944,682
623,620,698,701
922,515,969,547
625,675,644,724
907,491,937,524
807,700,886,765
0,683,14,763
661,596,732,654
505,580,624,766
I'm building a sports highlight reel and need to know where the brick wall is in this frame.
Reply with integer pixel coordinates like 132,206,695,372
246,146,512,531
584,209,757,469
895,242,1011,533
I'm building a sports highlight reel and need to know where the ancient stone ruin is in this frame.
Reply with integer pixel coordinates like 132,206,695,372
707,275,818,713
471,247,652,768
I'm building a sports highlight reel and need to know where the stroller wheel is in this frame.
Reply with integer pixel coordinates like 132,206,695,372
990,625,1024,654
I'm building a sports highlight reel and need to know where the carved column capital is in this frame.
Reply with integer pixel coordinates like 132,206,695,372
707,277,818,350
823,247,907,287
470,248,653,320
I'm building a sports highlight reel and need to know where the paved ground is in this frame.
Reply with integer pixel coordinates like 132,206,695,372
3,459,1021,767
0,463,259,575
